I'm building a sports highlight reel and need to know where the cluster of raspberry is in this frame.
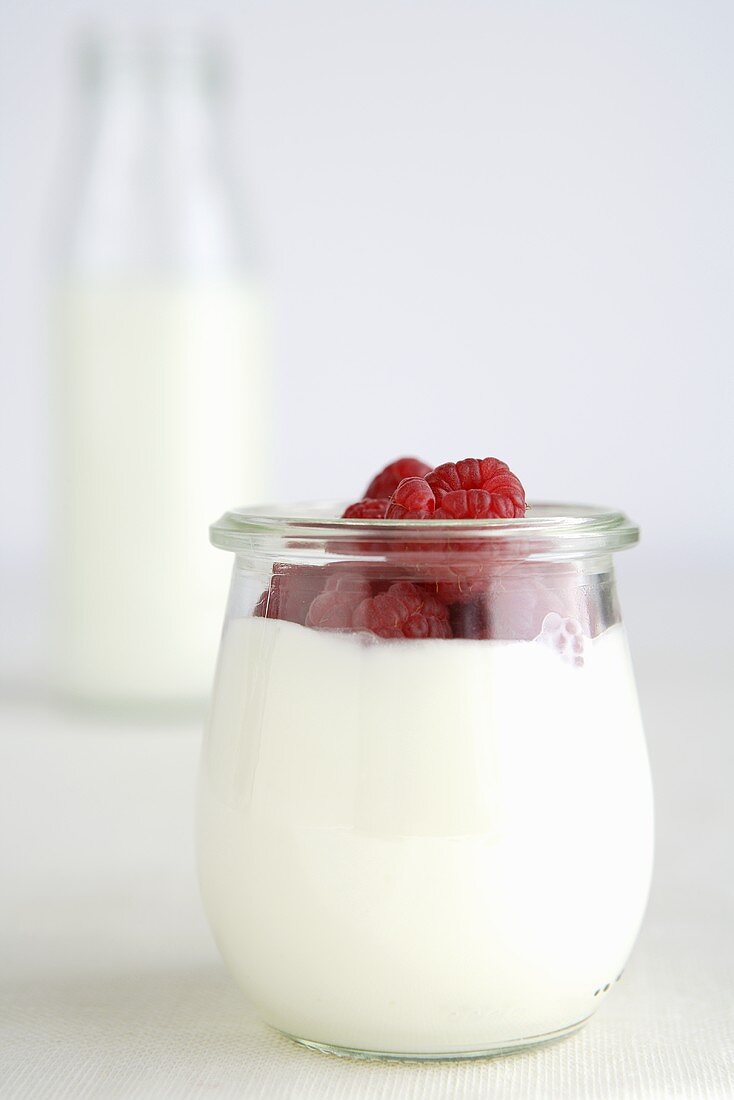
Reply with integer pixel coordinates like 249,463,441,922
254,456,592,655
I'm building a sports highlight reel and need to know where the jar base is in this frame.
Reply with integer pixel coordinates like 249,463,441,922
280,1015,591,1062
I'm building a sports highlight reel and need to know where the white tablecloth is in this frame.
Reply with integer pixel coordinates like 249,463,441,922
1,653,732,1099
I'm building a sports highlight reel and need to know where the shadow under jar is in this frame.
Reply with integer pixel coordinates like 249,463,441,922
197,502,653,1060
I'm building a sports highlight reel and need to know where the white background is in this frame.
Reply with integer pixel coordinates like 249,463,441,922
1,6,732,1096
1,0,733,687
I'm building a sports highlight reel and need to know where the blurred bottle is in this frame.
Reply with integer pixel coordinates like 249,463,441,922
53,35,268,709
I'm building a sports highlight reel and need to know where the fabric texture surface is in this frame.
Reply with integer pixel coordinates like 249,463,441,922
1,654,732,1099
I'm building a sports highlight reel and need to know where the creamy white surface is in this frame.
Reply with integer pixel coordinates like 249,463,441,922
198,618,653,1054
55,281,268,702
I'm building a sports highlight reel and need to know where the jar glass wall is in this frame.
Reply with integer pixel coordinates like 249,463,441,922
197,502,653,1059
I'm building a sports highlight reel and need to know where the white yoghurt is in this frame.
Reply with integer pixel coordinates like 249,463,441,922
198,616,653,1055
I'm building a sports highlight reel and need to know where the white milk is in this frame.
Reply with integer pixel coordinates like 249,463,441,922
198,617,653,1055
55,281,267,704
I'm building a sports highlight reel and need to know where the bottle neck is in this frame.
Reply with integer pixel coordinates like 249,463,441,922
61,37,251,279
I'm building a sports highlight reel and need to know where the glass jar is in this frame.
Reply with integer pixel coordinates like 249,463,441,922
198,502,653,1060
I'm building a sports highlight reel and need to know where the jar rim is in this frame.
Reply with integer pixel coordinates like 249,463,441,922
210,501,639,557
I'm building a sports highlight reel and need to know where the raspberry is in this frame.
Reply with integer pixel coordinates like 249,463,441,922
342,498,389,519
254,564,327,625
487,575,572,640
433,569,494,605
385,477,436,519
535,612,587,667
427,458,526,519
352,581,451,639
445,571,590,639
435,490,508,520
485,567,613,641
365,457,432,500
334,498,391,556
443,573,585,639
306,575,372,630
402,458,526,597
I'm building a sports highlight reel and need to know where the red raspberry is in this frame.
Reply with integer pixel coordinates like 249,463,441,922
385,477,436,519
434,490,508,520
365,457,432,500
427,458,526,519
306,575,372,630
254,564,327,625
447,579,584,641
404,458,526,598
491,567,622,641
334,498,391,556
341,498,389,519
487,577,567,640
433,569,494,605
444,571,582,638
536,612,587,668
352,581,451,639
